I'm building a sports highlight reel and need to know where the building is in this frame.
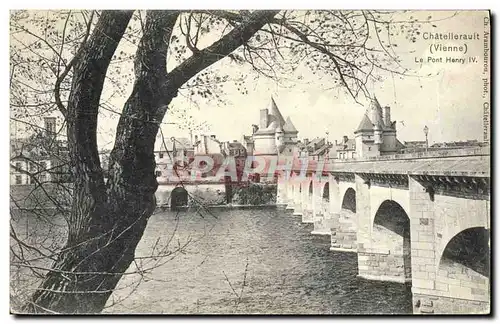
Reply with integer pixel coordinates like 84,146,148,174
10,117,70,185
353,96,404,158
241,96,300,182
299,137,332,161
249,96,299,157
154,136,194,181
242,135,254,156
430,140,485,150
400,140,485,154
193,134,222,155
335,135,357,160
222,140,246,157
402,140,428,153
191,134,225,179
99,149,111,180
222,140,247,182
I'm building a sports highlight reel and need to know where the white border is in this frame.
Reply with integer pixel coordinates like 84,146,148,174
2,1,499,323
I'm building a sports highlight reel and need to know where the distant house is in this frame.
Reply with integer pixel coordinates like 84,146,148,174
222,140,247,158
400,140,484,154
99,149,111,180
430,140,485,149
153,136,194,181
299,137,332,161
10,117,70,185
222,140,248,182
398,141,426,153
242,135,254,156
335,136,357,160
191,134,225,179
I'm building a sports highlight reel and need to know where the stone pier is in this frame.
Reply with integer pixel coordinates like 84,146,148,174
302,180,314,223
292,180,303,216
330,210,357,252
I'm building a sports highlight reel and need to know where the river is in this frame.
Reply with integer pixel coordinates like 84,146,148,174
103,207,413,314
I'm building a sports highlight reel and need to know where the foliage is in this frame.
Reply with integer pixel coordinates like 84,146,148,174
189,188,226,206
232,184,277,205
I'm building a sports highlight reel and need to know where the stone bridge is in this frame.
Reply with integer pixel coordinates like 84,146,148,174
276,147,490,314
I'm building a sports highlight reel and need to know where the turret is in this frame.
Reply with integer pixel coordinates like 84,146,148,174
370,97,383,128
383,106,391,128
373,124,383,144
275,126,285,152
260,109,269,129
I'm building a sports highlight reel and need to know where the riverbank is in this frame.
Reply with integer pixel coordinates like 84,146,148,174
156,203,288,212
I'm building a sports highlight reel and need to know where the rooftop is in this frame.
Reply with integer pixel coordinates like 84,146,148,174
336,138,356,150
154,137,192,152
254,96,297,135
226,141,246,150
354,114,373,133
283,116,298,133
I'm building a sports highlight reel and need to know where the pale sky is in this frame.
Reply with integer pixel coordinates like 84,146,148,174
10,10,490,149
151,10,489,149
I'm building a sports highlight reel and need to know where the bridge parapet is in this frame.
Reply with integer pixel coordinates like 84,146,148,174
290,147,490,178
334,146,490,163
326,155,489,178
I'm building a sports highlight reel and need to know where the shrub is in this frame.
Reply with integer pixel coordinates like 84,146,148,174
232,184,276,205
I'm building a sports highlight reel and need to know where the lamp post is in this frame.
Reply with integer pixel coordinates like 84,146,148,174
423,125,429,152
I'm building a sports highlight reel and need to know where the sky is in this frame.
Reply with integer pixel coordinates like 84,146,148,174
9,10,490,150
151,10,489,148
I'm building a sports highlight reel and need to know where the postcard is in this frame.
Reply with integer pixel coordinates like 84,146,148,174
10,9,490,315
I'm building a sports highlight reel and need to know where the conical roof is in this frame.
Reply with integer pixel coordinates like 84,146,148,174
355,114,373,133
369,95,382,109
283,116,298,133
369,96,384,128
268,96,286,127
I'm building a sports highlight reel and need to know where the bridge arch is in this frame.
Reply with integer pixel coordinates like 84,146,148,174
320,181,330,215
437,227,490,302
372,200,412,282
341,187,356,213
435,199,490,267
369,187,409,224
308,179,314,206
438,227,489,277
293,181,303,209
171,187,188,210
322,182,329,200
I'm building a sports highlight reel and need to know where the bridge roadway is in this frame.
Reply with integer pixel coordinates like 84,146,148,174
277,146,490,314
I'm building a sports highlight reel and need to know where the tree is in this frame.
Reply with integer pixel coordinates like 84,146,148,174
10,9,442,313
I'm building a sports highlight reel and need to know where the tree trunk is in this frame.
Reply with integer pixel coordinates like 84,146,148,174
24,10,134,314
24,10,279,314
